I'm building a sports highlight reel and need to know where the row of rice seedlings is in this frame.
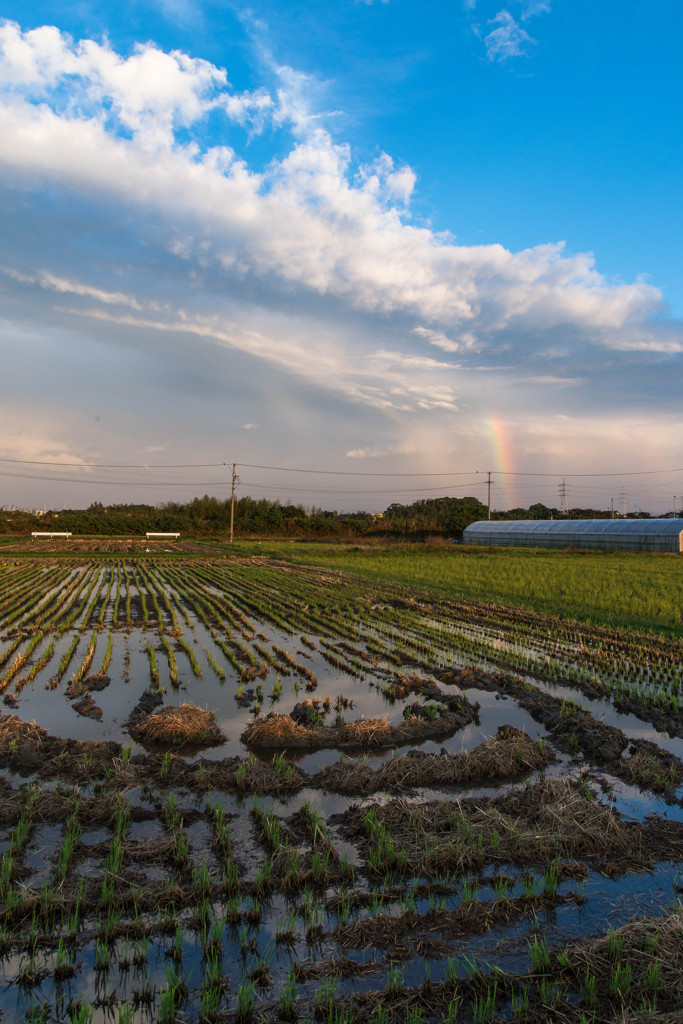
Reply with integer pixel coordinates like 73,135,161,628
214,638,243,675
175,634,203,677
0,784,39,908
204,649,226,682
135,564,165,631
158,566,219,632
207,801,241,893
192,565,261,631
46,634,80,690
145,566,181,631
70,632,98,688
57,565,102,632
145,641,162,691
111,562,122,626
78,568,109,632
160,634,179,686
96,567,115,628
128,565,150,625
2,566,71,631
0,630,45,694
15,636,55,693
17,567,74,632
54,797,82,885
99,631,114,675
0,563,47,618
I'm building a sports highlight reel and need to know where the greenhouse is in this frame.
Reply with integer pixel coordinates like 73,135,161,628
462,519,683,553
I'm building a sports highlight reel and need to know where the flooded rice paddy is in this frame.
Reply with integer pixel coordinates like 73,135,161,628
0,554,682,1023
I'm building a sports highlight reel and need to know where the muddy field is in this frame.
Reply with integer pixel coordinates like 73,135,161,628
0,555,682,1023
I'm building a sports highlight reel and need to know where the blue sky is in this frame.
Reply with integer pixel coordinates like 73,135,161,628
1,0,682,513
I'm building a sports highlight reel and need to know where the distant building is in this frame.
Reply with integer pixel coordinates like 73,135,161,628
463,519,683,553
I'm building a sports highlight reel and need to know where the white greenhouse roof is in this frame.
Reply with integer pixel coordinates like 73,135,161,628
464,519,683,537
463,518,683,551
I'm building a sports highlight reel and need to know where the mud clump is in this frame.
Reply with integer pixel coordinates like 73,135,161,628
439,667,628,762
242,696,479,751
315,725,553,795
0,713,120,778
129,703,225,750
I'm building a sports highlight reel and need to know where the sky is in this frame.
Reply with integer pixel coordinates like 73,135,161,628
1,0,682,515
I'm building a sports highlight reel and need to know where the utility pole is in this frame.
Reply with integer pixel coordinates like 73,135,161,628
611,498,614,520
674,496,677,519
620,488,626,517
487,471,491,520
229,463,239,544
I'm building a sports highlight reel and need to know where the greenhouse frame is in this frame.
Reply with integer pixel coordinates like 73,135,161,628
462,519,683,553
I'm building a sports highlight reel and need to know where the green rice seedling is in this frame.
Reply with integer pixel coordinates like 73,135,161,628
206,649,226,682
245,896,262,924
461,876,479,904
160,750,173,780
193,857,212,895
25,1003,49,1024
252,856,274,896
226,895,241,925
145,641,161,689
528,934,550,972
607,927,624,961
510,982,530,1016
608,961,632,999
405,1008,424,1024
117,1003,134,1024
277,970,299,1021
200,984,222,1022
276,908,299,944
580,969,597,1006
17,952,45,988
53,938,76,982
543,860,559,896
170,923,184,963
95,936,110,972
224,857,240,893
236,980,255,1023
68,1001,94,1024
311,848,331,885
384,964,404,998
314,977,338,1017
99,631,114,674
158,981,178,1023
204,913,225,958
644,956,662,996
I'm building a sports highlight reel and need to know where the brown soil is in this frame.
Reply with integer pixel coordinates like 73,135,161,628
242,695,479,750
0,713,120,778
128,703,225,749
344,777,656,875
315,725,553,794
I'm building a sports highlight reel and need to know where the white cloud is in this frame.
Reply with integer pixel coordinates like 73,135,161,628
485,10,535,61
520,0,551,20
345,442,415,458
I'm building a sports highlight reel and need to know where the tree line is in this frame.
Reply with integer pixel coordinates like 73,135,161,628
1,494,652,539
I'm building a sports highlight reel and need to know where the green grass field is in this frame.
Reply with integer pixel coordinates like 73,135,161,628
231,540,683,637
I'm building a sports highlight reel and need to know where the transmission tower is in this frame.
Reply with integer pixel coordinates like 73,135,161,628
620,488,626,517
558,478,568,515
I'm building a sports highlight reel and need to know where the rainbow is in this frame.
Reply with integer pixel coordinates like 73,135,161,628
484,414,516,510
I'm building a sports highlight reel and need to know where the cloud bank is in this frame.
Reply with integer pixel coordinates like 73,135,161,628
0,20,681,507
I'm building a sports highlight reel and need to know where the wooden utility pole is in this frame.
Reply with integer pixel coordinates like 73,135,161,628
230,463,238,544
487,471,491,520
